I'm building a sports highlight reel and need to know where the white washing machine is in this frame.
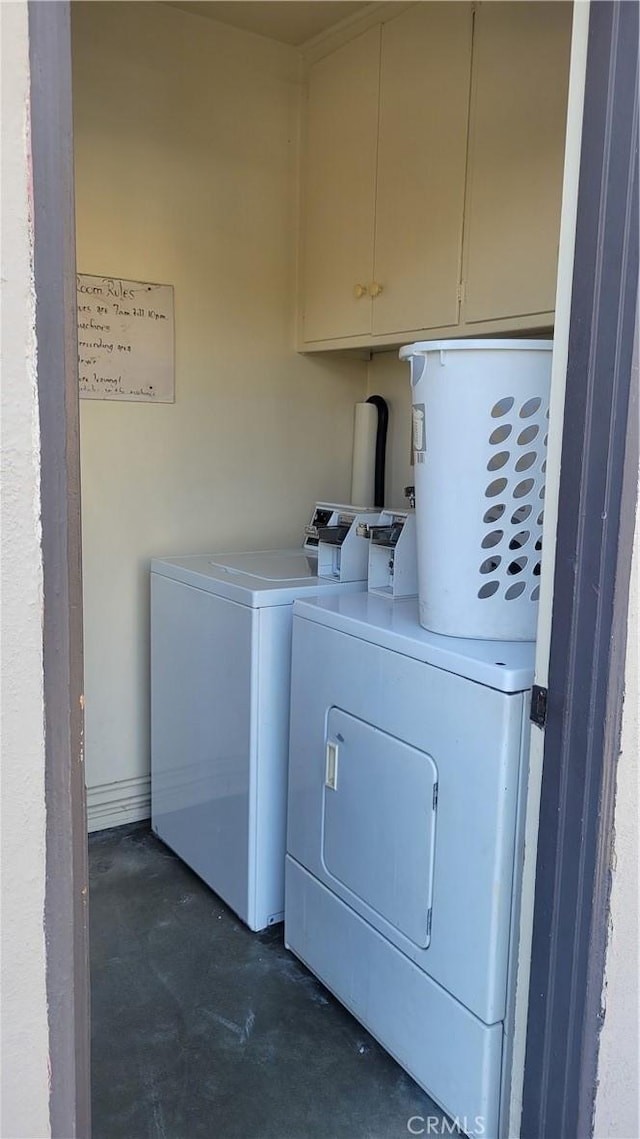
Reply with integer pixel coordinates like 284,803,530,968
285,592,535,1137
150,506,377,932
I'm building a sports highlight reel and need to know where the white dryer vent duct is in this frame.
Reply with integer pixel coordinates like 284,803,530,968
350,397,388,508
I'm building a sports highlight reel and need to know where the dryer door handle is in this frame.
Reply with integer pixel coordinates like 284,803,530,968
325,741,339,791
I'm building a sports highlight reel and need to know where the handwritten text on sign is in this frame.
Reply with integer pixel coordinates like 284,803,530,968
77,274,175,402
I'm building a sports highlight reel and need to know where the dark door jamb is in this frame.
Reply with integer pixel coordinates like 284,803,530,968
521,2,639,1136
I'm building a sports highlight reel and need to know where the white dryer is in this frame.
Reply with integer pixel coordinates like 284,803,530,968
151,506,377,932
285,593,535,1138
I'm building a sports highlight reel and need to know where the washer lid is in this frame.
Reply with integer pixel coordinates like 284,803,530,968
150,550,365,606
209,550,319,581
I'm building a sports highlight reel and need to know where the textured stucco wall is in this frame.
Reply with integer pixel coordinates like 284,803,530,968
0,3,51,1136
594,480,640,1139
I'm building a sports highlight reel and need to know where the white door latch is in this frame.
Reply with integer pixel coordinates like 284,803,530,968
325,740,339,790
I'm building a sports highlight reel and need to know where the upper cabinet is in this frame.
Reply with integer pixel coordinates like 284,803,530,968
301,4,473,346
301,26,380,343
373,4,472,337
298,1,572,352
462,2,573,325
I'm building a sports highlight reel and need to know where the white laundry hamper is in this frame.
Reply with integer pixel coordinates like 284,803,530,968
399,339,553,641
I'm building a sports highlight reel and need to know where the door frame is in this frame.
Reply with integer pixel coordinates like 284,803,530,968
29,2,637,1137
521,2,638,1136
28,3,90,1136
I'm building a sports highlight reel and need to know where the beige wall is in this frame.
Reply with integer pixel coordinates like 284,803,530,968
0,4,51,1135
594,483,640,1139
72,2,367,826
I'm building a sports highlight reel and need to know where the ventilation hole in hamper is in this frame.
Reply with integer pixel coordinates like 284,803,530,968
531,585,540,601
546,408,550,418
515,452,537,472
533,562,541,576
486,478,508,498
478,581,500,599
509,531,530,550
539,485,546,499
480,556,502,574
482,530,504,549
507,556,528,575
512,504,532,524
517,424,539,445
490,424,512,445
537,510,544,525
484,503,506,523
542,460,547,473
544,434,548,446
535,538,542,552
505,581,526,600
514,478,535,499
491,396,515,419
520,397,542,418
487,451,510,471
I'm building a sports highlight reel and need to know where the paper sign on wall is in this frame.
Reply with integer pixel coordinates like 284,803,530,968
77,274,175,402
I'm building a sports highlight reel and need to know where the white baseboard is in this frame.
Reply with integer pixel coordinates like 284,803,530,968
87,774,151,833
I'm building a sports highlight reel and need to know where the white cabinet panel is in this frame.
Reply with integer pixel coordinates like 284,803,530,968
298,3,571,350
373,3,472,336
462,1,572,324
301,26,380,343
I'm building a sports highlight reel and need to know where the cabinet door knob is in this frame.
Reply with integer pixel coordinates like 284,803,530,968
353,284,368,299
368,282,384,298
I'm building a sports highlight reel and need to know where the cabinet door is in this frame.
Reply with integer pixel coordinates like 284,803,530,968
372,3,473,337
301,26,380,344
463,2,572,324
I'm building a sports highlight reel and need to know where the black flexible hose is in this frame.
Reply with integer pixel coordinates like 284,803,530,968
365,395,389,509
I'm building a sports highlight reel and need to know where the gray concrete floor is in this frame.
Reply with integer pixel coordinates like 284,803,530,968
90,822,446,1139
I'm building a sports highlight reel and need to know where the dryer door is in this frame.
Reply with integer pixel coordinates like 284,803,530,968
323,708,438,948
